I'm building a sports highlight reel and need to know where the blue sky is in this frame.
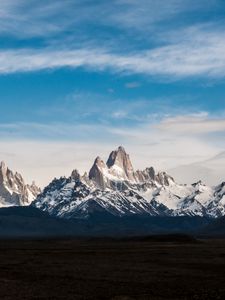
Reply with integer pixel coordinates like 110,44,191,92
0,0,225,186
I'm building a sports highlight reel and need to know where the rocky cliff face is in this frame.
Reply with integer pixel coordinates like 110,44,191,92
88,146,173,190
106,146,136,182
0,162,41,207
89,157,109,190
33,146,225,219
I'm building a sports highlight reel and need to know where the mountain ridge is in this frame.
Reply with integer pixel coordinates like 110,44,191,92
33,146,225,219
0,161,41,207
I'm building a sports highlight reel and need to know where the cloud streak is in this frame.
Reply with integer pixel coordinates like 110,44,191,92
0,1,225,80
157,114,225,134
1,24,225,79
0,0,214,38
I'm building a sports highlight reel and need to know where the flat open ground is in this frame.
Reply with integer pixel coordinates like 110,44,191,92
0,237,224,299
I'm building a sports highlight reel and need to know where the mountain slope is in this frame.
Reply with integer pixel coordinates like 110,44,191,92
33,146,225,219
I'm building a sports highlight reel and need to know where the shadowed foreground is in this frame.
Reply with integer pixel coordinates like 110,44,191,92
0,238,224,299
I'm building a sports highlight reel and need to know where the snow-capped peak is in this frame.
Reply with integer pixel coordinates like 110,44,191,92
33,146,225,220
0,162,41,207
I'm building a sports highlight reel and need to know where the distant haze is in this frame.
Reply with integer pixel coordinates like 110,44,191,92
0,141,224,188
169,152,225,186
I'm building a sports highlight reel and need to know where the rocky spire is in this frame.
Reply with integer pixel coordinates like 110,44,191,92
106,146,136,181
155,171,174,186
135,167,156,182
0,161,6,169
0,161,8,184
89,157,108,190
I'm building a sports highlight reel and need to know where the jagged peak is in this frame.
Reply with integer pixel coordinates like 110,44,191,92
15,171,23,180
82,171,88,178
144,166,156,177
0,161,8,182
71,169,81,181
106,146,135,182
92,156,107,170
32,147,225,220
89,156,106,175
117,146,126,152
106,146,132,167
0,161,41,206
31,180,39,188
89,156,107,189
94,156,104,163
192,180,204,187
0,161,7,170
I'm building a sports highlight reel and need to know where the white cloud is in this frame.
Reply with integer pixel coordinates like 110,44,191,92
111,0,214,32
0,0,214,38
112,111,128,119
1,23,225,79
157,114,225,134
0,1,224,80
0,0,78,37
125,82,141,88
1,1,224,82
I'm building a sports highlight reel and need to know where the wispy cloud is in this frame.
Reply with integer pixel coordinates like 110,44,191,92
111,0,215,33
0,0,78,38
35,90,186,125
0,1,224,80
1,23,225,79
0,0,214,38
1,112,224,139
157,113,225,134
125,82,141,89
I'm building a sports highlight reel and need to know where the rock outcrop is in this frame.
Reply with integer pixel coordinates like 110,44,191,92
0,162,41,207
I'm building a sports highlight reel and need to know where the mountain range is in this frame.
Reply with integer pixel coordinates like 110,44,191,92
32,146,225,219
0,146,224,237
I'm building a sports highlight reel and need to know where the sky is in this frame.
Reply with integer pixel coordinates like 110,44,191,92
0,0,225,187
